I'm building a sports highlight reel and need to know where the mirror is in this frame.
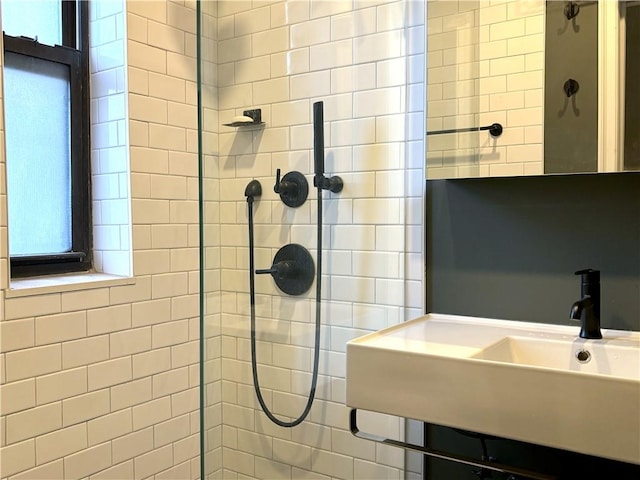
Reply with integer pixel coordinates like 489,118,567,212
426,0,640,179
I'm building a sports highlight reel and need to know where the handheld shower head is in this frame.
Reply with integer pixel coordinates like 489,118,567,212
313,101,324,180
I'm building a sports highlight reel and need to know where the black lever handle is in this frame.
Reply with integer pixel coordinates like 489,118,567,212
274,168,282,194
256,260,294,279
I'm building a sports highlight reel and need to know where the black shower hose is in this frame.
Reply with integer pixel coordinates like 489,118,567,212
246,186,323,427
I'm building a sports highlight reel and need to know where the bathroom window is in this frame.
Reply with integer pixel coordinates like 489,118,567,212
2,0,91,277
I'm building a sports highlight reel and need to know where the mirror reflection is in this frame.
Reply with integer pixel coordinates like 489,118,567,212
425,0,640,179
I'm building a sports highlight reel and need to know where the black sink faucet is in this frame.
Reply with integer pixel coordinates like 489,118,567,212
570,269,602,339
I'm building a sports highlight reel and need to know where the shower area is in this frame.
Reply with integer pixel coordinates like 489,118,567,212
197,1,425,478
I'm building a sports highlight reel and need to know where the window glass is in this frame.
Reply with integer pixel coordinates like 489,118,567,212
1,0,63,46
4,52,72,256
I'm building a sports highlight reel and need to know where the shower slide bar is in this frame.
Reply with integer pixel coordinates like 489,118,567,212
349,409,556,480
426,122,503,138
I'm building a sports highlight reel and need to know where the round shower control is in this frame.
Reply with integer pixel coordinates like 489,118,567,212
255,243,315,296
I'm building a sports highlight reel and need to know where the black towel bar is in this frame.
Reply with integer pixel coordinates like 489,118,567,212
349,408,555,480
426,122,503,137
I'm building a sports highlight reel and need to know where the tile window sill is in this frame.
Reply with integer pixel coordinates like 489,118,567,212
6,272,135,298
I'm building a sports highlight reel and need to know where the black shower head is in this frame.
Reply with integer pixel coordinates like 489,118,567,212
313,101,324,179
245,179,262,201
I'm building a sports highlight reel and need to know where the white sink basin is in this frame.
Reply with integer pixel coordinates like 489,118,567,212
474,335,640,379
346,314,640,465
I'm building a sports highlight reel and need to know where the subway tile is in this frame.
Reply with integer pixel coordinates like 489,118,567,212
331,8,376,41
377,2,407,32
130,146,169,175
171,341,198,369
62,335,109,369
222,447,255,477
148,20,185,54
4,293,61,320
5,344,61,382
170,248,200,273
167,2,196,33
0,318,34,352
149,72,187,103
127,12,148,44
6,402,62,445
132,298,172,327
355,459,401,480
148,124,187,151
111,377,153,411
330,118,376,147
36,367,87,405
110,275,152,305
154,414,191,447
170,200,199,224
87,408,132,446
331,64,376,94
219,35,252,64
290,17,330,49
171,296,198,324
150,224,189,249
235,5,270,37
127,40,167,74
152,367,190,398
8,459,64,480
35,311,86,346
291,70,331,100
167,102,198,130
0,378,35,416
253,77,290,105
62,389,110,427
172,388,200,417
309,39,352,71
354,30,402,64
156,461,192,480
253,26,289,57
151,320,189,349
283,48,310,76
88,357,132,391
129,94,168,124
134,444,173,479
87,304,132,336
310,448,353,479
132,396,172,430
127,0,167,23
133,249,170,275
90,459,134,480
110,326,152,358
133,347,172,379
353,87,402,118
111,427,154,464
61,288,110,312
0,439,36,477
64,442,112,479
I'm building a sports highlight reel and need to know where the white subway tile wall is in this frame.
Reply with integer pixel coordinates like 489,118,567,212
0,1,200,479
426,0,544,179
204,0,424,479
1,0,425,478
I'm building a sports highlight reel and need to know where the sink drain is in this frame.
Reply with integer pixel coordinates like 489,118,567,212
575,349,591,363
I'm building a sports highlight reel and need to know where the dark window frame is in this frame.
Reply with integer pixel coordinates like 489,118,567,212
4,0,91,278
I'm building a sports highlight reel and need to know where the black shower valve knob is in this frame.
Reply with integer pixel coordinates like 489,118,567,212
273,168,309,208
